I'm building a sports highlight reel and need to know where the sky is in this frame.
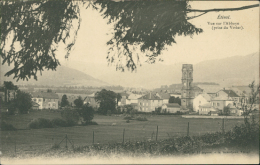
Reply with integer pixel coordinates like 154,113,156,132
57,1,259,67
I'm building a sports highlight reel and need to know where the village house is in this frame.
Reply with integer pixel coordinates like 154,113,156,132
193,93,211,112
211,95,234,112
216,89,240,106
198,102,219,115
156,92,171,104
197,85,222,98
126,93,142,104
138,93,163,112
83,93,99,109
118,92,130,106
31,92,59,110
162,103,180,113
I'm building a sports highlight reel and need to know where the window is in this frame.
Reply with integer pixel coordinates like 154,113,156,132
33,98,36,102
38,99,41,102
199,101,201,104
217,103,220,106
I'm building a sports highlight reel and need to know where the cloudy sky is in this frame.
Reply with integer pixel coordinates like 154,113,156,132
57,1,259,67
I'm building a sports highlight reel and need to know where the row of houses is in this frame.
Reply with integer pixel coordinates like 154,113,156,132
193,89,259,116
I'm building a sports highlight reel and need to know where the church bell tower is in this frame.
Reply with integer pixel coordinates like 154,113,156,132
181,64,193,109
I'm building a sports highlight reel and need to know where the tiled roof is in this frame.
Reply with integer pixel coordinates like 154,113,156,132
138,93,162,100
212,95,232,101
157,92,171,99
165,103,180,108
222,90,240,97
197,85,222,94
197,93,211,101
31,92,59,99
128,94,142,100
120,92,130,97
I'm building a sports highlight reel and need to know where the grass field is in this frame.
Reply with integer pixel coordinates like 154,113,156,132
1,111,245,156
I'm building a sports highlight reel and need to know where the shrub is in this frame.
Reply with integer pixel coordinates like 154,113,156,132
28,118,53,129
82,121,98,126
136,116,148,121
51,143,60,150
1,121,17,131
124,116,134,120
225,123,259,149
77,104,94,123
51,118,68,127
61,108,79,126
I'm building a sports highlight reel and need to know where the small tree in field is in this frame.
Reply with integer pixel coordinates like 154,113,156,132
61,94,69,107
77,103,94,123
74,96,83,108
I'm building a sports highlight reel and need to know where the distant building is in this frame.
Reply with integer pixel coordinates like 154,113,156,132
156,92,171,104
216,89,240,106
162,103,180,113
198,102,219,115
127,94,142,104
197,84,222,98
211,95,234,111
138,93,163,112
119,92,130,106
193,93,211,112
83,93,99,109
31,92,59,110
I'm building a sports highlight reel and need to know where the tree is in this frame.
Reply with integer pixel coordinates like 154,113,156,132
77,103,94,123
223,106,230,116
116,93,122,106
47,89,52,93
3,81,18,102
169,96,181,105
61,94,69,107
14,90,32,114
242,81,259,125
95,89,117,115
74,96,83,108
1,1,258,80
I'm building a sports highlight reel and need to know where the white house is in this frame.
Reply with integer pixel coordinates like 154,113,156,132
126,94,142,104
193,93,211,112
162,103,180,113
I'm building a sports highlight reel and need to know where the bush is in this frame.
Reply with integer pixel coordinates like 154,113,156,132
28,118,53,129
124,116,134,120
77,104,94,123
225,123,259,149
51,118,68,127
82,121,98,126
1,121,17,131
61,108,79,126
136,116,148,121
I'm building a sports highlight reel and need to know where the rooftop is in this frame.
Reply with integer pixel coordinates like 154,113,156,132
138,93,162,100
221,90,240,97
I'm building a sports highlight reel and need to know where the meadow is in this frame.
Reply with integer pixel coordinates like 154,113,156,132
1,111,245,156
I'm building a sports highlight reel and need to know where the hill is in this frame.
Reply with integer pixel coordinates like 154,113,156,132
1,65,109,87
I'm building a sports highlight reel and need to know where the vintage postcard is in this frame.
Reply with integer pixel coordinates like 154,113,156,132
0,0,259,164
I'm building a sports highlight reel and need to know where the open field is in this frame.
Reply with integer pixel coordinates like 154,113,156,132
1,111,245,156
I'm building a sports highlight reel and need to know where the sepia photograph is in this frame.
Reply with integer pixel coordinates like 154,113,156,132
0,0,259,164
